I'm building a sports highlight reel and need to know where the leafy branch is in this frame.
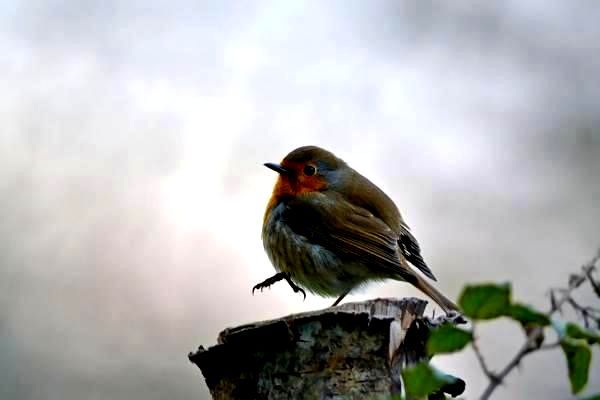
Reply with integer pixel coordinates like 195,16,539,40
401,248,600,399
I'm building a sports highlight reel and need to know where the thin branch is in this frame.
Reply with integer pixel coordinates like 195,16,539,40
566,297,600,329
548,249,600,314
479,327,543,400
477,248,600,400
538,341,561,351
567,297,600,316
585,265,600,297
471,326,499,383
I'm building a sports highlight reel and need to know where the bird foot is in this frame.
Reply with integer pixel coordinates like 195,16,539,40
252,272,306,300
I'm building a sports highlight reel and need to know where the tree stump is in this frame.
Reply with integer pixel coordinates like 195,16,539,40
189,297,464,399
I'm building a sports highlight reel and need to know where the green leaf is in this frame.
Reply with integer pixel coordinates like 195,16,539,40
401,363,455,398
427,325,473,355
560,338,592,394
580,394,600,400
554,321,600,344
565,323,600,344
506,303,550,326
458,283,511,320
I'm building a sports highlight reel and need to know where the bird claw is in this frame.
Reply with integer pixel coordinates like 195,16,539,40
292,286,306,300
252,275,281,295
251,283,268,295
282,274,306,300
252,272,306,300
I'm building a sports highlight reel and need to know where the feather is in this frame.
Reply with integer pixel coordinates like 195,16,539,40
280,192,418,284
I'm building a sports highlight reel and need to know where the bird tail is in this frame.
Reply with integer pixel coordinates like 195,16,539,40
413,274,459,313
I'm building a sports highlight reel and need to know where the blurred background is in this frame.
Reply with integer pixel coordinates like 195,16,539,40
1,1,599,399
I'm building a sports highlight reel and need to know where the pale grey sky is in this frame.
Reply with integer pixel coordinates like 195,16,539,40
1,1,599,399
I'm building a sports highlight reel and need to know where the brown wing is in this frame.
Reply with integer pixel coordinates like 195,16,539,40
280,192,418,284
333,168,437,281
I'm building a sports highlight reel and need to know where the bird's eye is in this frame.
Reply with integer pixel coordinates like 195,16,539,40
303,165,317,176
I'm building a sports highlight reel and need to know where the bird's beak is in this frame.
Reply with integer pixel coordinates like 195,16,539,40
264,162,289,175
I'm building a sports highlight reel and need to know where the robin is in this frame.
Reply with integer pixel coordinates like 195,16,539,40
253,145,458,312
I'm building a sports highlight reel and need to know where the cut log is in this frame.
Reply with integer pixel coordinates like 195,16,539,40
189,297,464,399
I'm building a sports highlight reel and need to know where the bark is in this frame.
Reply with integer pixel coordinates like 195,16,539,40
189,297,464,399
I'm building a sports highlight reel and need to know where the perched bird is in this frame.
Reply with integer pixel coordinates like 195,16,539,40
254,145,458,312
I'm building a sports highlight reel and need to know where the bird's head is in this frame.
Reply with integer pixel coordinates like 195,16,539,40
264,146,346,198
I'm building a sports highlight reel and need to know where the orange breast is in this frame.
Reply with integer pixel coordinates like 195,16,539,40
263,172,327,223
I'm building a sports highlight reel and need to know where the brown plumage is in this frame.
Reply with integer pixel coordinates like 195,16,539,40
255,145,458,312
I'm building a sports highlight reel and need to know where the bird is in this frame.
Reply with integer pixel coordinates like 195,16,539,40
253,145,459,313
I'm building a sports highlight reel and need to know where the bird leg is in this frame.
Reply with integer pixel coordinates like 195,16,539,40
252,272,306,300
331,290,350,307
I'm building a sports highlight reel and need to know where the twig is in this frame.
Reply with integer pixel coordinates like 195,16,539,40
471,326,499,384
566,297,600,328
548,249,600,314
479,327,543,400
585,265,600,297
539,341,561,351
477,248,600,400
567,297,600,315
